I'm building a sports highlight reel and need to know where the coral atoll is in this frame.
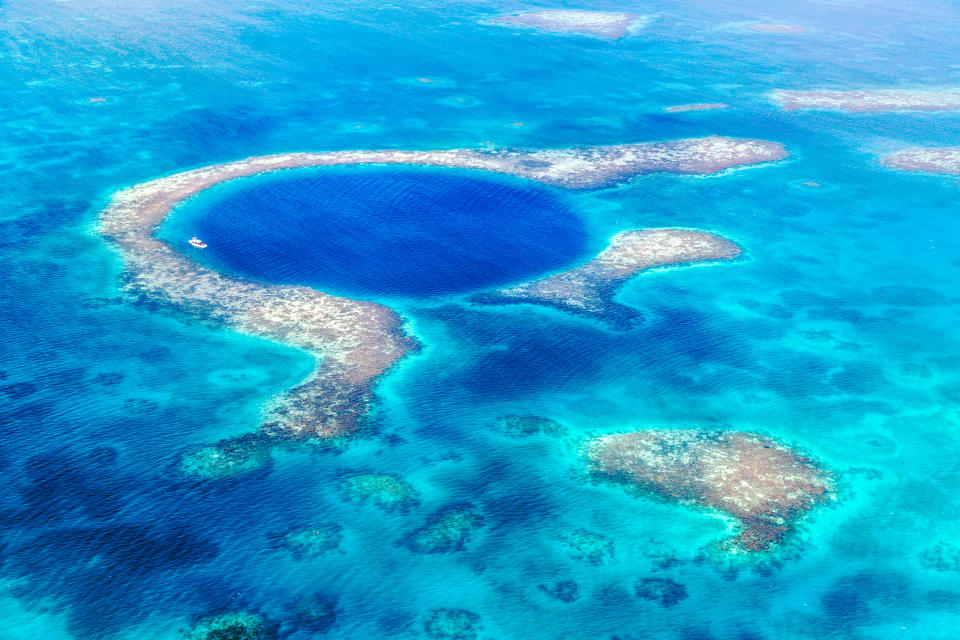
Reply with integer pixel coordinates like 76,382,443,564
773,89,960,112
473,229,741,329
588,430,835,552
99,138,783,474
487,10,646,39
404,505,484,553
340,472,420,512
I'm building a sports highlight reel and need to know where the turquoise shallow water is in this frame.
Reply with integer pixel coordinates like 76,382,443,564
3,0,960,638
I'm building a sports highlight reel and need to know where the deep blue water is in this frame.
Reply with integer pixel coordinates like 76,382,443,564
163,167,587,298
2,0,960,639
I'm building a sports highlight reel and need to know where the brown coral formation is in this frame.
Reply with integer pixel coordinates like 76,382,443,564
99,138,783,471
472,229,741,329
588,430,834,552
881,147,960,174
487,10,646,39
773,89,960,112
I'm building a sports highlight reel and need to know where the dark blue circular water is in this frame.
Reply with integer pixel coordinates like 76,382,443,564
180,167,588,298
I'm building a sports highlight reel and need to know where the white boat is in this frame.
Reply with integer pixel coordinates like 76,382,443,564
188,236,207,249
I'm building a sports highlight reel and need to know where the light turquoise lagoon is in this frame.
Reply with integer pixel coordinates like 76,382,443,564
2,0,960,638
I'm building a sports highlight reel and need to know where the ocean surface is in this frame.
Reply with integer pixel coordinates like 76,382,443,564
2,0,960,638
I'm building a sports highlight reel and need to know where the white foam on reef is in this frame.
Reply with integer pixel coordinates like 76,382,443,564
773,89,960,112
97,138,785,471
486,10,650,39
881,146,960,174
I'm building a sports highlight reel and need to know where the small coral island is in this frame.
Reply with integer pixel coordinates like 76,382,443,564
487,10,646,39
473,229,741,329
881,146,960,174
587,429,835,552
773,89,960,112
98,137,784,477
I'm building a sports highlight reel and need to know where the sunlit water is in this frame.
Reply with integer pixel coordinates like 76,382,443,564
2,0,960,638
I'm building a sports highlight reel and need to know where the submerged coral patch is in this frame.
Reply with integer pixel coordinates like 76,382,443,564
588,429,835,552
559,528,616,565
404,505,484,553
492,414,566,438
340,472,421,512
634,577,688,607
182,611,268,640
272,523,344,559
423,609,482,640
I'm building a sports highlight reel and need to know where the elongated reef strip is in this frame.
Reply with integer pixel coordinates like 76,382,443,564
773,89,960,112
98,138,784,456
664,103,729,113
472,228,741,328
487,10,647,39
742,23,807,33
881,147,960,174
588,430,835,552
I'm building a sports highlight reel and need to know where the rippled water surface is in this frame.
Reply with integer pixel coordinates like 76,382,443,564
3,0,960,638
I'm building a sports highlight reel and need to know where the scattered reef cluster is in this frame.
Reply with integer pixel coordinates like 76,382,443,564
919,541,960,572
773,89,960,111
404,505,484,553
492,414,566,438
881,146,960,174
587,429,835,552
486,10,647,39
473,229,741,329
99,137,783,478
339,472,421,512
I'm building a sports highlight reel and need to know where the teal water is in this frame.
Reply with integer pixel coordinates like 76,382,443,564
3,0,960,638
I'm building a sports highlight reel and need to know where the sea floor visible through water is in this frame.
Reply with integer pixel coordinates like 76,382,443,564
2,0,960,639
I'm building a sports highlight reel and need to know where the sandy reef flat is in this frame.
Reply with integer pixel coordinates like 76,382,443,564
588,430,835,552
487,10,647,39
472,229,742,329
881,146,960,174
98,137,784,474
773,89,960,112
